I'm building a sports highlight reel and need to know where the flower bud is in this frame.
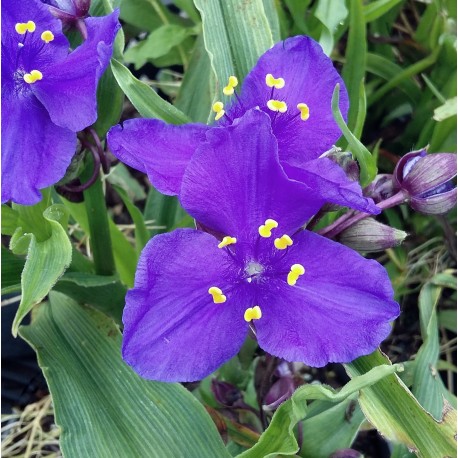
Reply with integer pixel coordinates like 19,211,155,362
211,380,242,407
337,218,407,253
363,174,395,203
44,0,91,28
393,148,457,215
321,147,360,182
263,376,296,412
329,449,363,458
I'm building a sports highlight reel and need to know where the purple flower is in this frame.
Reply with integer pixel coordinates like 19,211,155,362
108,36,378,215
1,0,120,205
121,110,399,382
393,149,457,215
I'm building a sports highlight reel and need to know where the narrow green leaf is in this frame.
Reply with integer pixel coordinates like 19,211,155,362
363,0,403,23
352,79,367,141
433,97,457,121
113,185,150,254
1,245,25,294
346,350,457,457
1,204,19,236
238,363,401,457
19,292,230,458
342,0,366,132
262,0,281,43
11,205,72,336
315,0,348,55
332,84,377,186
194,0,273,99
111,58,190,123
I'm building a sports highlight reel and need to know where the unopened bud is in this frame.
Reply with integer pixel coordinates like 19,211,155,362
337,218,407,253
263,376,296,412
44,0,91,29
363,174,395,203
211,380,242,407
393,148,457,214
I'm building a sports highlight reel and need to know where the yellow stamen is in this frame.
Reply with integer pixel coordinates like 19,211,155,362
287,264,305,286
212,101,225,121
265,73,285,89
23,69,43,84
15,21,36,34
244,306,262,322
208,286,227,304
267,99,287,113
274,234,293,250
218,236,237,249
41,30,55,43
223,75,239,96
297,103,310,121
258,219,279,238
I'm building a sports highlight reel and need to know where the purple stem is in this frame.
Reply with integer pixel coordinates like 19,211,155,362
318,191,409,239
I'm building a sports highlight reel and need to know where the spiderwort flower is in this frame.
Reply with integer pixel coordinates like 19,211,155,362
393,149,457,215
1,0,120,205
108,36,378,215
122,110,399,382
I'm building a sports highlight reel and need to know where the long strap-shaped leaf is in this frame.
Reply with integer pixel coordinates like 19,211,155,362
20,292,230,458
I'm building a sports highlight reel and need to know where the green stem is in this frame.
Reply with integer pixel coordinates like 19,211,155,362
82,159,115,276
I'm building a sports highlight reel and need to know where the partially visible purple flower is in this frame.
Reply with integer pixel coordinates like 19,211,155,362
121,110,399,382
1,0,120,205
108,36,378,215
393,149,457,215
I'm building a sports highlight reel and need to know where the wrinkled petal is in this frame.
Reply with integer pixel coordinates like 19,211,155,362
283,158,380,214
1,94,76,204
256,231,399,366
225,36,349,165
122,229,250,382
181,109,324,242
107,119,208,195
32,10,120,132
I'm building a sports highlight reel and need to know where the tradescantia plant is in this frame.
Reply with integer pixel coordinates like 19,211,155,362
1,0,457,457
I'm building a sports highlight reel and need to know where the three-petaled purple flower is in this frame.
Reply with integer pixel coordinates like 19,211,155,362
2,0,120,205
108,36,378,215
122,110,399,382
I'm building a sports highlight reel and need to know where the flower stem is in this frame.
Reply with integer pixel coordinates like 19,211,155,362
82,156,115,276
318,191,409,239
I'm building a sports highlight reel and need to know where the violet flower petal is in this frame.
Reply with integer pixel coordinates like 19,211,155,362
32,10,120,132
108,119,208,195
256,230,399,366
411,188,457,215
122,229,250,382
1,94,76,204
181,109,324,242
283,158,380,214
226,36,349,166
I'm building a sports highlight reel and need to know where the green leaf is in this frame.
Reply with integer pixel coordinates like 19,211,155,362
125,24,195,69
1,204,19,236
54,272,126,323
346,350,457,457
10,204,72,336
331,84,377,186
175,33,214,123
433,97,457,121
194,0,273,99
19,292,230,458
1,245,25,294
412,275,457,420
111,58,190,123
363,0,403,23
112,185,150,254
438,309,457,333
106,162,147,201
238,363,401,457
315,0,348,55
262,0,281,43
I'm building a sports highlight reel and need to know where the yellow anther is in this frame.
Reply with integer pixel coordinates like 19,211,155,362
208,286,227,304
244,306,262,322
265,73,285,89
23,70,43,84
267,99,287,113
41,31,55,43
287,264,305,286
15,21,36,34
274,234,293,250
218,236,237,249
223,75,239,96
258,219,279,238
212,101,225,121
297,103,310,121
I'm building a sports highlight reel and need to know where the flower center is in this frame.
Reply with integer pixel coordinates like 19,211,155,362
245,261,264,280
